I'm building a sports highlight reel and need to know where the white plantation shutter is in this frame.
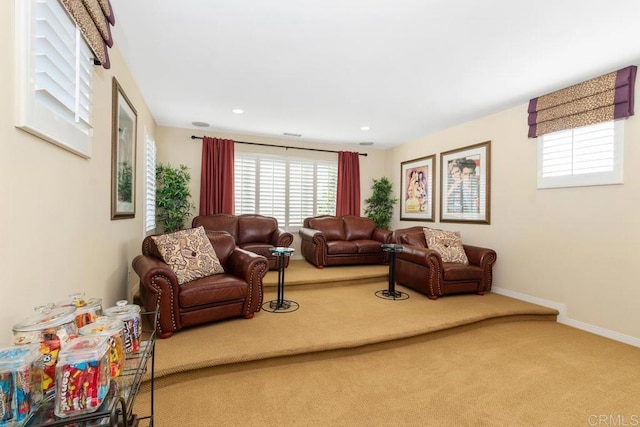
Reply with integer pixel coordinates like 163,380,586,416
235,156,257,213
288,160,315,228
235,153,337,230
258,158,287,224
16,0,94,158
144,133,157,233
538,120,624,188
316,161,338,216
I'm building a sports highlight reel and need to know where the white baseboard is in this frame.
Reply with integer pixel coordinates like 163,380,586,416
492,287,640,348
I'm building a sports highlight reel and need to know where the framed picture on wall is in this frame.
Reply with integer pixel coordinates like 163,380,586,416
440,141,491,224
400,155,435,221
111,77,137,220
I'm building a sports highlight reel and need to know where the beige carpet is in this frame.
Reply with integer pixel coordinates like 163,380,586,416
263,259,389,288
133,262,640,426
150,281,557,380
137,320,640,427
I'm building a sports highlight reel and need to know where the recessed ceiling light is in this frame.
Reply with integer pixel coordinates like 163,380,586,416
360,126,370,131
192,121,210,127
359,141,374,146
232,109,244,114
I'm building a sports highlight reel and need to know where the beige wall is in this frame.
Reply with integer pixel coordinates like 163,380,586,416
0,2,156,344
388,102,640,343
155,126,386,256
2,0,638,346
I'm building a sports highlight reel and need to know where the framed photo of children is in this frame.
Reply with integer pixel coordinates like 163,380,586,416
440,141,491,224
400,155,435,221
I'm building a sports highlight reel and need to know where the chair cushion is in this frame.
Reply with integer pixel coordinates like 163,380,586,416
355,240,384,254
179,274,248,308
442,263,483,281
152,226,224,285
423,228,469,264
327,240,358,255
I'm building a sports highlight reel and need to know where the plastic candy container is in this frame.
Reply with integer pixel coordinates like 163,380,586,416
54,336,110,418
0,344,42,427
57,293,103,329
103,301,141,354
78,318,125,378
12,306,77,397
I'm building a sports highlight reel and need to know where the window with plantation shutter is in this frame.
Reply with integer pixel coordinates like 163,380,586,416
144,132,157,233
15,0,94,158
235,153,337,230
537,120,624,189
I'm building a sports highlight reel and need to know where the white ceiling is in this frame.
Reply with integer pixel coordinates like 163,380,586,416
110,0,640,149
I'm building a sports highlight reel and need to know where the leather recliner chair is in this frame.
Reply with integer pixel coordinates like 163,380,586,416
192,214,293,270
391,226,497,299
132,231,268,338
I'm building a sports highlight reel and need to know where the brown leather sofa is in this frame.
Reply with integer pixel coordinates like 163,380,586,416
192,214,294,270
391,226,497,299
132,231,268,338
298,215,392,268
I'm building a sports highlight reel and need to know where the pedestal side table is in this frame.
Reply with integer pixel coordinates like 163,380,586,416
262,247,299,313
375,243,409,300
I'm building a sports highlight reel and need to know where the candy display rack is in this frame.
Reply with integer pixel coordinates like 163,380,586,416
24,309,157,427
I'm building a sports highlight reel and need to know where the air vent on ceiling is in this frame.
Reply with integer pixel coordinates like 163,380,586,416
283,132,302,137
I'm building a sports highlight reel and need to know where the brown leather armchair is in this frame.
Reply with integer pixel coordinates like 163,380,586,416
391,226,497,300
298,215,392,268
192,214,293,270
132,231,268,338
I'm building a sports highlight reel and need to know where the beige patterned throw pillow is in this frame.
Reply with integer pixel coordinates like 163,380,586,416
151,226,224,284
423,228,469,264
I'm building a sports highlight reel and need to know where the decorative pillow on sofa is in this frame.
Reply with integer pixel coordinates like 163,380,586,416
423,228,469,264
151,226,224,285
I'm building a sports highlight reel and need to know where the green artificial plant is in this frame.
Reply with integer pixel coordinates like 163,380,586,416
155,163,195,233
117,161,132,203
364,176,398,230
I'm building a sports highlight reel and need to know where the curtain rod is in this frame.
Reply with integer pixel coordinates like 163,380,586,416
190,135,368,157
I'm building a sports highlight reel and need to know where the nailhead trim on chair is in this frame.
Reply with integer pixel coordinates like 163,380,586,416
244,261,268,315
150,274,177,336
481,252,497,292
426,255,441,296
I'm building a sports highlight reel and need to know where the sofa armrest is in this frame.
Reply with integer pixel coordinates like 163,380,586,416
463,245,497,268
298,227,323,243
372,228,393,243
132,255,181,338
396,245,444,266
394,245,445,297
272,228,294,247
226,248,269,314
298,227,328,267
463,245,497,292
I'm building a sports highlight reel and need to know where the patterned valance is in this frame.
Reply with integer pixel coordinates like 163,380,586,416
59,0,115,69
528,66,637,138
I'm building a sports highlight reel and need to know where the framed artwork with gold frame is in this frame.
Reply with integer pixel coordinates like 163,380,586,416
400,155,435,221
439,141,491,224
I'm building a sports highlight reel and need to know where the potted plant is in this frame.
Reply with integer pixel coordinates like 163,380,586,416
155,163,195,232
364,177,398,230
